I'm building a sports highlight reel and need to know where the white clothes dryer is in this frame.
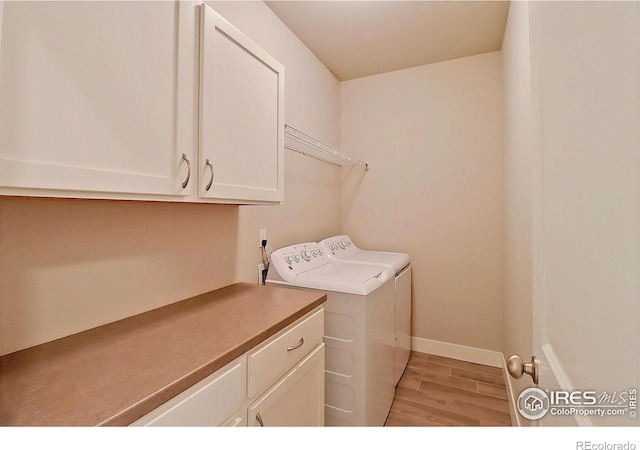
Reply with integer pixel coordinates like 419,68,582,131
266,242,396,426
320,235,412,386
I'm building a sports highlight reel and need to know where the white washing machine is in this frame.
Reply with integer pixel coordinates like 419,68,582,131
266,242,396,426
320,235,411,386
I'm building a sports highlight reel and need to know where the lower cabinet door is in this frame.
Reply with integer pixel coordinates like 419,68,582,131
248,344,324,427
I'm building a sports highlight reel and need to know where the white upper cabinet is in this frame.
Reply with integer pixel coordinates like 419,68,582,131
0,1,194,199
0,1,285,204
198,3,284,204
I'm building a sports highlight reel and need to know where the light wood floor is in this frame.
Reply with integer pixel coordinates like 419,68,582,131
385,351,513,426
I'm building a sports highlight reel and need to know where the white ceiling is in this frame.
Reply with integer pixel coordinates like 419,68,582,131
266,1,511,81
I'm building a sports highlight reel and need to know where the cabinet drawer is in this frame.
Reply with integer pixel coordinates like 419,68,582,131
132,355,246,427
247,308,324,398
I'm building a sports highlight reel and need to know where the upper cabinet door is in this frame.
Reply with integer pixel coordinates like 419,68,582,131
0,1,193,199
199,4,284,204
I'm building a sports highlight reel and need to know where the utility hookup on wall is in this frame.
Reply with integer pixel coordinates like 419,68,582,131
259,229,267,247
258,263,265,285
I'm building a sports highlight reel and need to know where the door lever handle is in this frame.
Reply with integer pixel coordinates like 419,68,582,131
507,354,539,385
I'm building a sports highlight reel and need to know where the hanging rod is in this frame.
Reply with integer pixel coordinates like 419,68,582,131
284,124,369,170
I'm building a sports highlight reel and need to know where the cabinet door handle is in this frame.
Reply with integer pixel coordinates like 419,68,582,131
205,159,214,191
286,337,304,352
256,412,265,427
181,153,191,189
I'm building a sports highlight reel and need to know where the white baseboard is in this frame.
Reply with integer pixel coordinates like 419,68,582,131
411,337,503,368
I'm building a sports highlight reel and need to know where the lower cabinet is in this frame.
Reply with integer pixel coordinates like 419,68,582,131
131,308,324,427
248,344,324,427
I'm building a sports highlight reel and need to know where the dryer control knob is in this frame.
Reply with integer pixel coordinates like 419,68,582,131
302,250,311,261
285,256,293,264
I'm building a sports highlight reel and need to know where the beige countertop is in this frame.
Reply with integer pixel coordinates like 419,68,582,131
0,283,326,426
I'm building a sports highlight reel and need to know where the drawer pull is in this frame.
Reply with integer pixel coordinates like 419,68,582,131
286,337,304,352
256,412,265,427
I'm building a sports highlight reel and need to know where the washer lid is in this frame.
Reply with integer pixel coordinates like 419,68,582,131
299,260,387,284
266,241,395,295
289,262,393,295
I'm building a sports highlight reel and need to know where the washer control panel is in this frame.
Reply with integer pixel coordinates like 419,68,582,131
320,235,358,257
268,242,330,282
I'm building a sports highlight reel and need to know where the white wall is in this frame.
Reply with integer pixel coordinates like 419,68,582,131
341,52,505,351
0,1,341,355
0,2,4,61
501,0,534,413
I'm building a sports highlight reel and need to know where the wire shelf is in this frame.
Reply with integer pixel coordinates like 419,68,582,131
284,124,369,170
